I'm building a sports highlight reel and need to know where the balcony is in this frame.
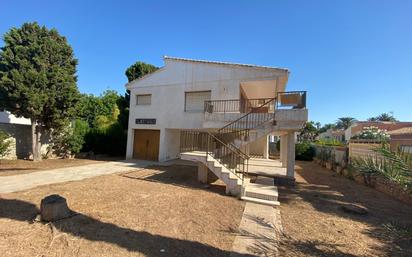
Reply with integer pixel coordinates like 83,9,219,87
204,98,275,114
203,91,308,130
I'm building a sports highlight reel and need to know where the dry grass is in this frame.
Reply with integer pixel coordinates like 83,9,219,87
0,158,119,176
278,161,412,257
0,165,245,257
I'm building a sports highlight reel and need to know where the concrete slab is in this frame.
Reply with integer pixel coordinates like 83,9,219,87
248,158,287,178
0,159,176,194
230,202,281,256
231,175,283,257
181,153,288,178
243,183,278,202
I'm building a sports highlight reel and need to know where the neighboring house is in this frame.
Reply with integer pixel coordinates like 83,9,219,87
345,121,412,142
125,56,307,201
319,128,345,142
388,127,412,153
0,111,49,159
0,111,32,159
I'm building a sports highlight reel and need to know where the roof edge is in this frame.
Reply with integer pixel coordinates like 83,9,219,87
163,56,289,72
125,66,166,89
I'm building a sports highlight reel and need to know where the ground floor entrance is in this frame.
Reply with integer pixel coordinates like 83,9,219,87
133,129,160,161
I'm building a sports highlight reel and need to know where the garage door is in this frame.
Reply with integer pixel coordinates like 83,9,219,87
133,130,160,161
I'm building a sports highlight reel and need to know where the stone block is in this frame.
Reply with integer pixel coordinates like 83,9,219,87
40,194,71,222
325,162,332,170
335,165,343,174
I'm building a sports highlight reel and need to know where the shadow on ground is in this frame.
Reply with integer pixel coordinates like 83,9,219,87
278,161,412,257
119,164,228,195
0,198,253,257
0,168,35,172
225,213,359,257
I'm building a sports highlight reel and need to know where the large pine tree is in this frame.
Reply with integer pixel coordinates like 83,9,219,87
0,22,80,161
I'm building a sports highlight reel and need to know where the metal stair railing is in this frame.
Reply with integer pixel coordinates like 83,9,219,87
180,131,249,181
204,98,275,114
215,98,277,147
180,91,307,187
180,98,276,186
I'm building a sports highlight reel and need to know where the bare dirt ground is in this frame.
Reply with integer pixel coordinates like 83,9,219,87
278,161,412,257
0,157,120,176
0,165,245,257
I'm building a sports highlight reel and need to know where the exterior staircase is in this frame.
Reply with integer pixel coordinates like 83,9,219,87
180,151,247,196
180,92,306,206
180,150,279,206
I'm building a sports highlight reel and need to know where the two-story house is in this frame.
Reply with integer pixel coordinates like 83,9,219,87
126,56,308,205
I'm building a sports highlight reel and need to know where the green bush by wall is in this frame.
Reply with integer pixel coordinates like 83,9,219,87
295,141,316,161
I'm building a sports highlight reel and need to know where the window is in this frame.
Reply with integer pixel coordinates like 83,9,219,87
184,91,211,112
400,145,412,153
136,94,151,105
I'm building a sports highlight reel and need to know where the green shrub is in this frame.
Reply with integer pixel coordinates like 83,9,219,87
74,119,89,138
316,145,332,162
295,141,315,161
51,120,89,157
0,130,11,158
351,146,412,191
82,122,126,156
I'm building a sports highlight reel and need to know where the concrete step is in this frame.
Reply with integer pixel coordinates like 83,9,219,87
240,196,280,206
243,183,278,202
183,151,246,197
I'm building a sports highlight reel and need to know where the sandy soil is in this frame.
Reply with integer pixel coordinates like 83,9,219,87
278,161,412,257
0,158,119,176
0,165,244,257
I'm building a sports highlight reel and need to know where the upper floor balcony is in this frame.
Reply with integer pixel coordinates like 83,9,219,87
203,91,308,130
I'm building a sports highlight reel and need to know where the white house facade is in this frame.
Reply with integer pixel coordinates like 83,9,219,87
126,56,308,203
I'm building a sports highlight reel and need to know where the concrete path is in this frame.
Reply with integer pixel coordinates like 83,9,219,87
231,177,283,257
248,158,287,178
0,160,161,194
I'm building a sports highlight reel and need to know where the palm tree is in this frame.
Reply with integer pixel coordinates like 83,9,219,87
368,112,398,122
335,117,357,130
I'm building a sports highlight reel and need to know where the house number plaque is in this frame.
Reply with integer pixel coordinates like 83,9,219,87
135,118,156,125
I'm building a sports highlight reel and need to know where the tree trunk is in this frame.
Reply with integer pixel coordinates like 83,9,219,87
31,120,41,161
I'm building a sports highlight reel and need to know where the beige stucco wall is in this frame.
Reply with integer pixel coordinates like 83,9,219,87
248,135,267,156
125,58,288,161
0,123,51,159
159,129,181,161
0,123,32,159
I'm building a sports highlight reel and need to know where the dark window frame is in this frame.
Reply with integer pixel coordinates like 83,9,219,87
136,94,152,105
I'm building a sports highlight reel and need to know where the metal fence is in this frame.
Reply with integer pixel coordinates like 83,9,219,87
204,98,275,114
180,130,249,181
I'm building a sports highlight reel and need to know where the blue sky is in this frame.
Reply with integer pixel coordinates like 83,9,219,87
1,0,412,124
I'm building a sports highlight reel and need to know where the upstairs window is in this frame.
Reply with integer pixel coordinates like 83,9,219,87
136,94,151,105
400,145,412,153
185,91,211,112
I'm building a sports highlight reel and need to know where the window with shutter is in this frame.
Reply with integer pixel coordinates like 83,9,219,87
136,94,151,105
184,91,211,112
400,145,412,153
